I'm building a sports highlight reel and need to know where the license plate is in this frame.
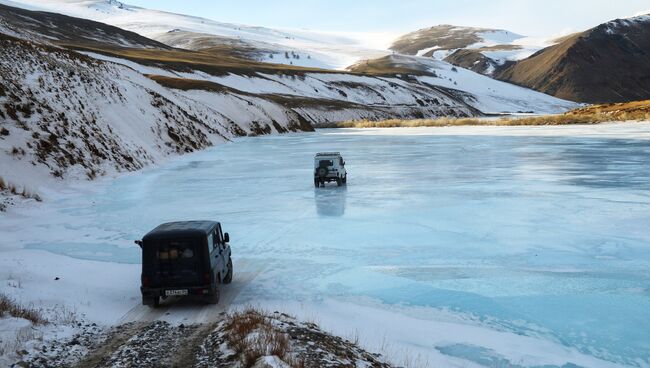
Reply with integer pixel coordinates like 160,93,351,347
165,289,188,296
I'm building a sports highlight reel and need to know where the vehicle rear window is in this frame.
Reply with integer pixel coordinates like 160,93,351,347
157,240,196,262
319,160,334,167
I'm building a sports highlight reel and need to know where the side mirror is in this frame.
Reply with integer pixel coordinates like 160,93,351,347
135,240,143,249
224,233,230,243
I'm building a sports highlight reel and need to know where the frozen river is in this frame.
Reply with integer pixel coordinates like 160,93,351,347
3,125,650,367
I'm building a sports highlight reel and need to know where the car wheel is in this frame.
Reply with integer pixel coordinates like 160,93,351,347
223,259,233,284
143,296,160,308
337,177,342,186
343,175,347,184
206,285,220,304
314,178,320,187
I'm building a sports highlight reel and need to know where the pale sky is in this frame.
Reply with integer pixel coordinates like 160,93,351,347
126,0,650,37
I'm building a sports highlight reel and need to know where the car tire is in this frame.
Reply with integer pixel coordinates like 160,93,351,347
143,296,160,308
343,175,347,184
206,285,220,304
337,177,342,186
223,259,233,284
314,178,320,187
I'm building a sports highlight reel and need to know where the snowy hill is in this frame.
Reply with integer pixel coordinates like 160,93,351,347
0,34,308,199
347,54,578,114
0,0,390,70
390,25,555,75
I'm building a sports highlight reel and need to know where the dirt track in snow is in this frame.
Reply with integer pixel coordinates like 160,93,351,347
72,259,265,368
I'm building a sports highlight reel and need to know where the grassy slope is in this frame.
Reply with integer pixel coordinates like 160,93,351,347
346,55,432,76
321,100,650,128
65,44,333,76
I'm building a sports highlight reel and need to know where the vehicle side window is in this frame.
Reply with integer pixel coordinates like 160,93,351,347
218,226,224,244
208,233,214,250
213,229,221,247
339,157,344,166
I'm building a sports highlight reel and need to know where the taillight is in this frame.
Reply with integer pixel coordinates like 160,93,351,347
204,272,211,283
142,276,150,287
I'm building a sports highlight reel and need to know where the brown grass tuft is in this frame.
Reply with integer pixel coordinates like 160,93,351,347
223,308,293,368
0,294,47,325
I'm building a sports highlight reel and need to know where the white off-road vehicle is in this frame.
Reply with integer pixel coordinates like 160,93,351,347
314,152,347,187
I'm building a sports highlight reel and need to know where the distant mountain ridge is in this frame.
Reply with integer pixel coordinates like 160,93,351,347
390,25,524,56
389,25,541,75
495,14,650,103
0,0,389,69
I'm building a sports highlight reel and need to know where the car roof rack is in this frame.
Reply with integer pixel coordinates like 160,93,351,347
315,152,341,156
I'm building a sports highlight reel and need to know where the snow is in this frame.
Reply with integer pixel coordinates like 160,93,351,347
2,123,650,367
416,45,440,56
467,30,524,49
0,0,390,70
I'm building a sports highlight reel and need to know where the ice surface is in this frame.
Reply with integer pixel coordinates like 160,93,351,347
2,124,650,367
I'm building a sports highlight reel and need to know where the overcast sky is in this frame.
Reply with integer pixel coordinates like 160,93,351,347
126,0,650,37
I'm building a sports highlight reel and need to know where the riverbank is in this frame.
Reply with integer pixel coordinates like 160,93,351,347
317,100,650,128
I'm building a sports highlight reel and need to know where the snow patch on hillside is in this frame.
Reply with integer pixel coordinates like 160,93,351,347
0,0,390,69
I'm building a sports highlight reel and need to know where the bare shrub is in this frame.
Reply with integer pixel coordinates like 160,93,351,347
223,308,292,368
0,294,47,325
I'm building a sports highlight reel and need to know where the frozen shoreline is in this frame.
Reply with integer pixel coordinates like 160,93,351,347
320,120,650,139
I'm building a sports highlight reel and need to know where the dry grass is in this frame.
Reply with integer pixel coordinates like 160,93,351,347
67,44,331,77
0,176,42,202
323,100,650,128
0,294,46,325
224,308,295,368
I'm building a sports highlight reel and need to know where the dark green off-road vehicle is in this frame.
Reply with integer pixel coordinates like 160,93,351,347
136,221,233,307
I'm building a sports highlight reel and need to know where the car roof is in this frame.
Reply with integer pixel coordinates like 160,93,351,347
143,221,218,240
315,152,341,157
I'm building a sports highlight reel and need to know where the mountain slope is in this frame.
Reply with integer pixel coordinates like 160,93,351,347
389,25,546,75
0,33,313,195
496,15,650,103
390,25,524,56
0,3,169,49
0,0,389,69
347,55,578,114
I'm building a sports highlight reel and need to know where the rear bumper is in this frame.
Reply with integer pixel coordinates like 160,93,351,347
141,285,212,298
315,175,343,180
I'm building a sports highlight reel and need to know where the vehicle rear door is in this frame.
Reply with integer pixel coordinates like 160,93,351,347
156,238,201,287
